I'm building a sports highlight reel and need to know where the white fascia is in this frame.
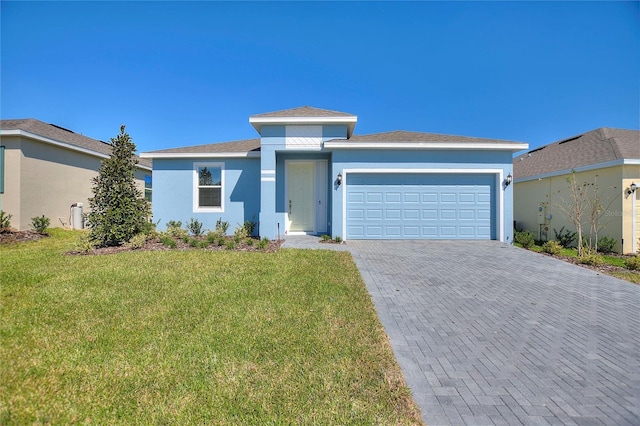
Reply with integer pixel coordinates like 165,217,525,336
514,159,640,183
1,129,152,171
324,141,529,151
249,116,358,137
140,151,260,159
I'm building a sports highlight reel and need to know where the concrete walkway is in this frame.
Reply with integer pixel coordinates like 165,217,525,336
283,236,640,425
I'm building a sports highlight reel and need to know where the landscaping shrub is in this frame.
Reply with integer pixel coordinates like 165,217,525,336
0,210,12,231
159,234,177,248
189,238,199,248
215,218,229,234
597,236,617,254
257,237,269,250
166,220,182,229
321,234,331,242
30,215,50,234
553,226,577,248
578,250,604,266
187,218,204,236
514,230,535,249
624,256,640,271
542,240,562,256
127,233,148,250
334,236,342,243
233,224,248,242
166,222,188,240
242,219,257,236
73,233,95,254
225,240,236,250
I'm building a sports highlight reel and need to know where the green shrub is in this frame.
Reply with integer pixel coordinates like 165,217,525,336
245,238,254,246
514,230,535,249
553,226,577,248
0,210,13,231
225,240,236,250
31,215,50,234
542,240,562,256
215,218,229,234
127,233,148,250
578,251,604,266
234,224,248,242
321,234,331,242
242,219,257,236
624,256,640,271
189,238,199,248
159,234,177,249
187,218,204,236
257,237,269,250
73,233,95,254
333,236,342,243
166,220,182,229
596,236,617,254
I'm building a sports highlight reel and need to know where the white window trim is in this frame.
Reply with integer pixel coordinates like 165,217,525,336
193,162,224,212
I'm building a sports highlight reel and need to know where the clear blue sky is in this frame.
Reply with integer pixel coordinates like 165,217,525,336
1,1,638,155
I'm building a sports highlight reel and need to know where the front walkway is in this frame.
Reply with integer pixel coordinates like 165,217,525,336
284,236,640,425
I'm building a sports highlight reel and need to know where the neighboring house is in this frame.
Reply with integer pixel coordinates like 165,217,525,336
142,106,527,242
0,119,152,231
513,127,640,254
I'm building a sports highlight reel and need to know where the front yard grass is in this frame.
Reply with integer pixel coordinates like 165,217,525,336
1,230,422,424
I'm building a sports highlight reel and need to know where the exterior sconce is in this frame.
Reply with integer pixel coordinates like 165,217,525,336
336,173,343,186
627,182,637,195
505,173,513,187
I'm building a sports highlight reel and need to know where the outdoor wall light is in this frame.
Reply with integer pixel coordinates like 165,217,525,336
627,182,637,195
336,173,343,186
505,173,513,187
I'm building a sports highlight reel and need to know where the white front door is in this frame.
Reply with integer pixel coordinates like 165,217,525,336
287,162,315,233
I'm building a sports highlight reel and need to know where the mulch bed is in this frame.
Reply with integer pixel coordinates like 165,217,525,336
539,250,640,279
0,229,48,245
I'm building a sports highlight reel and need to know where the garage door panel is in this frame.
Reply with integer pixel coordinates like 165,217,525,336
346,173,495,239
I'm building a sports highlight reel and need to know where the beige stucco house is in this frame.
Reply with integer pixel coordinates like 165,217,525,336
0,119,152,231
513,127,639,254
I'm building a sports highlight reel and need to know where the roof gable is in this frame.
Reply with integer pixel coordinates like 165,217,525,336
513,127,640,179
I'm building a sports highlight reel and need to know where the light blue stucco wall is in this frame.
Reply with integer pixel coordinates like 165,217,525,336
258,124,347,239
330,149,515,243
152,157,260,234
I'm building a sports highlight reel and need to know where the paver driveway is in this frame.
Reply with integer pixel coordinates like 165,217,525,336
346,240,640,426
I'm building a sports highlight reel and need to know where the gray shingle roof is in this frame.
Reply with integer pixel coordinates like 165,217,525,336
337,130,524,144
513,127,640,179
0,118,152,169
250,106,356,118
146,138,261,154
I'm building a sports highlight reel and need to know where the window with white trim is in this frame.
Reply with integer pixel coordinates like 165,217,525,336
194,163,224,211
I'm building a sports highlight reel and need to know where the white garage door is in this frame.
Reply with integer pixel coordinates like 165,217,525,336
346,173,495,239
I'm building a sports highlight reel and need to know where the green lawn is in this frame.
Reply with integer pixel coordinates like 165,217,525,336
1,230,422,424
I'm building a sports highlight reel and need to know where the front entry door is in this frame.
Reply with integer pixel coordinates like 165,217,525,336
287,162,315,232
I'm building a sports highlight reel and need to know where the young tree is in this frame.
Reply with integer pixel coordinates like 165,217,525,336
88,125,151,247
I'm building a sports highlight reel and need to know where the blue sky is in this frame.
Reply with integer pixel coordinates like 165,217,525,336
1,1,638,154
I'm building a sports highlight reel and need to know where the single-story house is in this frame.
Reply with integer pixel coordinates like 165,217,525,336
141,106,528,241
513,127,640,254
0,119,152,231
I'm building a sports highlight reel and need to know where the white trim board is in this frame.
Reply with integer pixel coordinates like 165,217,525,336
325,141,528,151
340,168,505,242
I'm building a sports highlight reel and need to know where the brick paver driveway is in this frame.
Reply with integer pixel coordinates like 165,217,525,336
346,240,640,426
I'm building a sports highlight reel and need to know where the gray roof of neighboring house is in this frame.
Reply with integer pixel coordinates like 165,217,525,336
0,118,152,169
513,127,640,179
146,138,261,154
250,106,356,118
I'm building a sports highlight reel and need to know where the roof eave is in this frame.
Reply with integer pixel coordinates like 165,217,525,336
324,141,529,151
249,116,357,138
140,151,261,159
